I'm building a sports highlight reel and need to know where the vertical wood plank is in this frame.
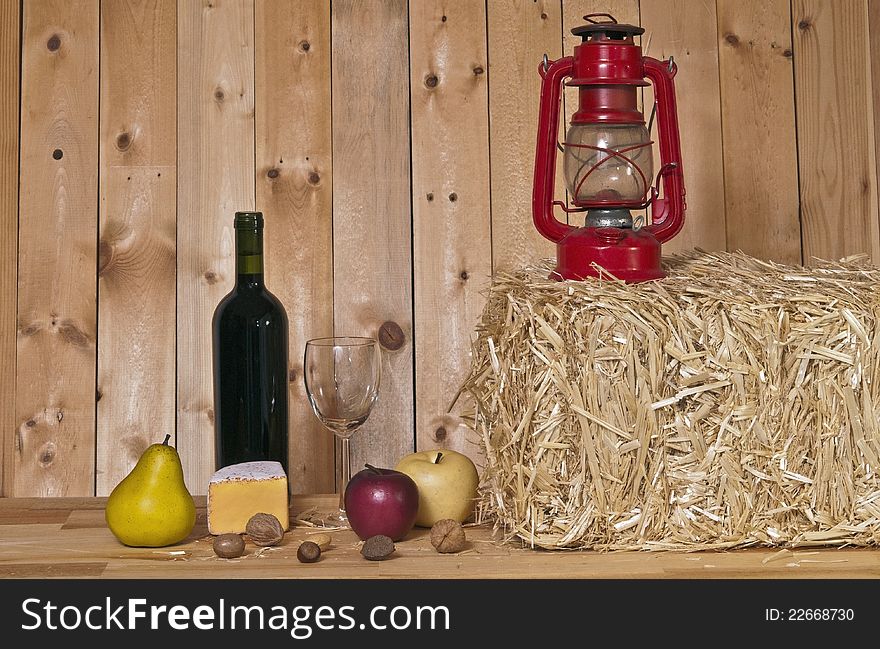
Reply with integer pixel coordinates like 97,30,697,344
0,0,20,496
794,0,878,263
639,0,726,253
255,0,335,493
332,0,413,475
410,0,491,463
870,0,880,265
16,0,99,496
717,0,801,264
96,0,177,495
178,0,255,495
488,0,563,271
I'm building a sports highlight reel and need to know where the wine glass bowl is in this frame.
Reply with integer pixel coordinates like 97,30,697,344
303,336,381,518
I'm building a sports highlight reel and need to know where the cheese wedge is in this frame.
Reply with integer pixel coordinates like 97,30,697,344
207,461,290,535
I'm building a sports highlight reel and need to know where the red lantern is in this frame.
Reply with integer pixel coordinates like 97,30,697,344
533,14,685,282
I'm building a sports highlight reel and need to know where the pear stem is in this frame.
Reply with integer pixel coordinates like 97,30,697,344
365,463,381,474
434,452,443,464
162,434,171,446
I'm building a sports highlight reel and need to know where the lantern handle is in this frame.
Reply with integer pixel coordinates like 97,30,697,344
643,56,686,243
583,13,618,24
533,55,576,244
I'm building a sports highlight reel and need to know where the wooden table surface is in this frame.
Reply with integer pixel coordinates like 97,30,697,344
1,495,878,579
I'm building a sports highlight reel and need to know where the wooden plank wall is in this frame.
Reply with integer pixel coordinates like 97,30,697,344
3,0,880,497
16,0,99,496
97,0,177,495
0,0,20,497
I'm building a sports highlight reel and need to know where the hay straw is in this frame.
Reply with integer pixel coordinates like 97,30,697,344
457,250,880,551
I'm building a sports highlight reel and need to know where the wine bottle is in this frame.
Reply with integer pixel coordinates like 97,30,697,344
212,211,289,474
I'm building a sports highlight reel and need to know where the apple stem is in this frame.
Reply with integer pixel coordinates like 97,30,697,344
434,452,443,464
364,463,382,474
162,434,171,446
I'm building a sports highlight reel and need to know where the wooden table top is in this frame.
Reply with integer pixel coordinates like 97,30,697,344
1,495,878,579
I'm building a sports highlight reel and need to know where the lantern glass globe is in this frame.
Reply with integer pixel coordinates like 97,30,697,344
563,122,653,206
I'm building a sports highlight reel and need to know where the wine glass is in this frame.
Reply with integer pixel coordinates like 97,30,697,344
303,337,382,520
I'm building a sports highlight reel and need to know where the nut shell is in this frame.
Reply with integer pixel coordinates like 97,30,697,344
361,534,395,560
307,533,332,550
430,519,467,553
297,541,322,563
213,533,245,559
245,512,285,547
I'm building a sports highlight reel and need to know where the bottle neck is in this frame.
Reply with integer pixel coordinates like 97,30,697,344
235,226,264,288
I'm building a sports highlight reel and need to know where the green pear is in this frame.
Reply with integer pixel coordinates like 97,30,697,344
105,434,196,547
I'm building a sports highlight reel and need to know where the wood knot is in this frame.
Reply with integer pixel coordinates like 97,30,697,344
58,321,91,347
19,322,40,337
782,48,793,58
207,407,215,424
441,15,447,22
123,435,148,462
38,442,56,468
798,19,812,31
308,171,321,185
448,192,457,202
378,321,405,351
52,149,63,160
204,270,219,284
267,168,280,179
425,74,439,88
434,426,447,441
300,40,311,52
459,270,469,281
724,33,739,46
115,131,132,151
426,192,434,202
96,389,103,402
214,87,225,102
47,34,61,51
473,65,484,75
25,419,36,428
288,368,298,383
540,12,548,20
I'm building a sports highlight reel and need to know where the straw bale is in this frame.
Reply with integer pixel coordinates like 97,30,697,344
457,250,880,550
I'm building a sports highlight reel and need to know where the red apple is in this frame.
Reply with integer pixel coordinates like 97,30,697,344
343,464,419,541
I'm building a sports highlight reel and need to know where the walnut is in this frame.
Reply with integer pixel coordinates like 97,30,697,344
430,519,466,553
245,512,285,546
213,534,245,559
297,541,321,563
361,534,395,560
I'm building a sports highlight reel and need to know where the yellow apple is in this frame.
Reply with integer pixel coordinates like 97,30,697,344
394,449,479,527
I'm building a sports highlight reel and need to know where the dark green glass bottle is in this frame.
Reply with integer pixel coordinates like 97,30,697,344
212,212,289,473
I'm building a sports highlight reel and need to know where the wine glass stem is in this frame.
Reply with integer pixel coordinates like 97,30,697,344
339,436,351,512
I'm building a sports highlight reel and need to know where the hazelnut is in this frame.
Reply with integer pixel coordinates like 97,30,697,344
297,541,322,563
430,519,467,553
307,533,332,550
245,512,285,546
213,533,245,559
361,534,395,560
